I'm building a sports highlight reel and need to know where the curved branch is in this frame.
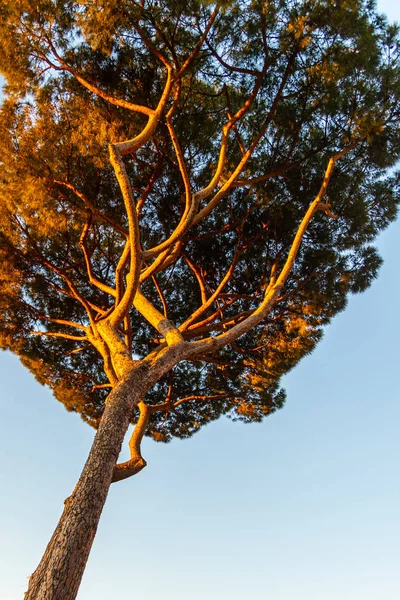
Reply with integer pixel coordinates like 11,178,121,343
193,49,298,226
29,331,88,341
108,68,173,326
43,38,154,116
183,254,208,304
180,245,241,332
141,82,197,260
131,22,172,70
54,180,128,237
140,241,183,283
176,6,220,78
152,274,168,318
29,311,87,331
112,401,150,483
173,393,228,408
186,145,356,356
17,223,96,325
107,147,143,326
79,217,117,297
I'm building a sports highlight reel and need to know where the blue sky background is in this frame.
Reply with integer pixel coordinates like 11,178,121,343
1,2,399,598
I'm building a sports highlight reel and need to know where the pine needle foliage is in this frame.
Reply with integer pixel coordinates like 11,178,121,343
0,0,399,445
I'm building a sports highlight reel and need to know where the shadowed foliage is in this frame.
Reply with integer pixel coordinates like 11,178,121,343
1,0,399,441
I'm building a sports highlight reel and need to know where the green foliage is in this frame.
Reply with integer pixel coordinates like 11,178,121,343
0,0,399,440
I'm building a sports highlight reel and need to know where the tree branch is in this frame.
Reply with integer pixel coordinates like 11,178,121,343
186,144,357,356
176,6,220,78
79,217,117,297
183,253,208,304
29,331,88,341
108,68,173,326
180,244,241,332
192,48,299,225
42,37,154,116
112,401,150,482
142,82,196,259
54,180,128,237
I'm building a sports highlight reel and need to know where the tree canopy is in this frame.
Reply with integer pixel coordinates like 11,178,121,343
1,0,399,446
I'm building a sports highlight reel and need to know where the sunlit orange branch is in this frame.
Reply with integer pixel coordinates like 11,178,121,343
152,274,168,318
193,49,298,226
183,254,208,304
108,68,173,326
87,327,119,385
123,315,133,355
176,6,220,78
112,401,150,482
42,37,154,116
185,297,240,332
149,393,228,413
142,84,197,259
30,331,87,341
133,289,183,346
40,275,105,316
191,60,268,208
131,22,173,70
24,299,87,332
107,148,142,326
229,114,246,156
140,241,183,283
173,393,228,408
187,144,357,356
66,344,90,356
114,241,130,306
136,156,164,217
183,309,253,340
180,245,242,332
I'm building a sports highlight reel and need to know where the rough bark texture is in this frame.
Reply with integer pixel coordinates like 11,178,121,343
25,364,145,599
24,343,184,599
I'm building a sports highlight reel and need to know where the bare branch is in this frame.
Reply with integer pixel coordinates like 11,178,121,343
176,7,220,78
152,274,168,318
29,308,87,331
91,384,112,392
133,289,183,347
112,401,150,483
173,393,228,408
79,217,117,297
193,49,299,225
54,180,128,237
108,68,174,326
30,331,88,341
140,241,183,283
186,144,357,356
131,22,173,70
180,244,241,332
43,37,154,116
206,42,262,77
183,254,208,305
142,83,197,260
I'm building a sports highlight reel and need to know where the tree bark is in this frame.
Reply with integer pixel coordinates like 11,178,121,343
25,365,143,600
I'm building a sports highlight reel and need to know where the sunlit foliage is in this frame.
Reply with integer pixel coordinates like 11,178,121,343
0,0,399,443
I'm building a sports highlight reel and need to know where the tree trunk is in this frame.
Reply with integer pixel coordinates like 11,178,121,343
25,368,141,600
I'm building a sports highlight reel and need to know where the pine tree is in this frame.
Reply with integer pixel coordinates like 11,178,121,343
0,1,399,597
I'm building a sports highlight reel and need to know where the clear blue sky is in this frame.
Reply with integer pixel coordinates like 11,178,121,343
1,2,399,599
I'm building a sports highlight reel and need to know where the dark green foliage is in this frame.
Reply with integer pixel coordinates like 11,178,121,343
0,0,399,438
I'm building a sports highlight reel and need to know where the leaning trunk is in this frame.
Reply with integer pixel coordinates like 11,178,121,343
25,369,141,600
